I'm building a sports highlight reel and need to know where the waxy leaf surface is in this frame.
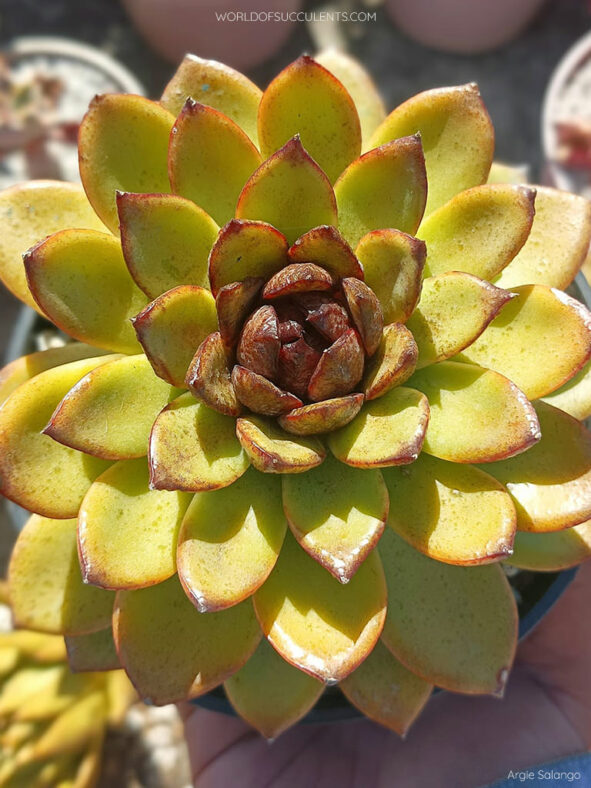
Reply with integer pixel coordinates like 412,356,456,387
177,469,286,611
254,532,386,682
379,529,517,694
79,458,191,589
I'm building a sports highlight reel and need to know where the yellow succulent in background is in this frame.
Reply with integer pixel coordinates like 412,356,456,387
0,585,135,787
0,51,590,738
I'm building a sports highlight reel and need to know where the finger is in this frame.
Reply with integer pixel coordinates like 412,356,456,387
517,560,591,745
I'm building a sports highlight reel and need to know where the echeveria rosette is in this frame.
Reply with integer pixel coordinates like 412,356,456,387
1,52,591,738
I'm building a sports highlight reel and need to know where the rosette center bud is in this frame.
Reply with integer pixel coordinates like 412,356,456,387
186,228,385,435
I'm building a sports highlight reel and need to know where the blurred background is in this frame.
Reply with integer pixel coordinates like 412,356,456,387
0,0,590,784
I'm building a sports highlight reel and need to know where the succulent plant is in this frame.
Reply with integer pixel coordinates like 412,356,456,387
0,585,135,786
1,52,591,739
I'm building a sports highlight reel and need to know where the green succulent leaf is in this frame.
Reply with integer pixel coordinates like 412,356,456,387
118,192,219,299
224,637,324,739
418,184,535,280
24,229,147,353
382,454,516,564
363,323,418,401
236,415,326,473
0,357,114,518
46,355,177,460
315,49,387,149
411,361,540,464
379,528,517,694
282,454,388,582
494,187,591,289
149,393,249,491
169,99,262,227
340,639,432,736
9,515,115,636
370,84,494,216
328,387,429,468
541,359,591,421
0,181,106,312
235,137,337,244
407,272,513,368
208,219,288,295
65,627,120,673
288,225,363,279
254,531,387,683
459,285,591,399
79,458,191,589
0,344,111,408
133,285,218,387
335,136,427,249
258,55,361,184
506,525,591,571
160,54,262,143
480,401,591,532
356,230,425,324
177,468,286,611
79,94,174,233
114,576,261,705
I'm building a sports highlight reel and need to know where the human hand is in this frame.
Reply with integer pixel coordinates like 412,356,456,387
182,562,591,788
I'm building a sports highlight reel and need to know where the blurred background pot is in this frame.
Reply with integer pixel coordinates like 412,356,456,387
121,0,302,70
385,0,548,54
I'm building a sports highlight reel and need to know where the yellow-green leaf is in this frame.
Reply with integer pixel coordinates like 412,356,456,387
160,54,262,143
495,187,591,289
254,531,386,683
379,528,517,694
79,94,174,233
407,272,513,368
149,393,249,491
418,184,535,280
79,458,191,589
460,285,591,399
169,99,262,226
118,192,219,299
506,524,591,571
0,343,111,408
208,219,288,295
46,355,177,460
315,49,386,150
340,639,432,736
225,638,323,738
328,387,429,468
411,361,540,463
383,454,516,564
9,515,114,635
356,229,425,324
0,181,106,311
0,357,114,518
282,454,387,582
335,136,426,249
235,137,337,245
114,576,261,704
258,55,361,184
133,285,217,387
236,415,326,473
65,627,120,672
370,83,494,215
24,229,147,353
481,401,591,533
542,359,591,421
177,468,286,611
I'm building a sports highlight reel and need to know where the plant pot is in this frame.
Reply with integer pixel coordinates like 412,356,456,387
542,30,591,195
0,37,145,188
121,0,302,71
6,274,588,724
385,0,547,55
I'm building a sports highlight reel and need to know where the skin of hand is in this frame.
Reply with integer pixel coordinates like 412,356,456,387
181,562,591,788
